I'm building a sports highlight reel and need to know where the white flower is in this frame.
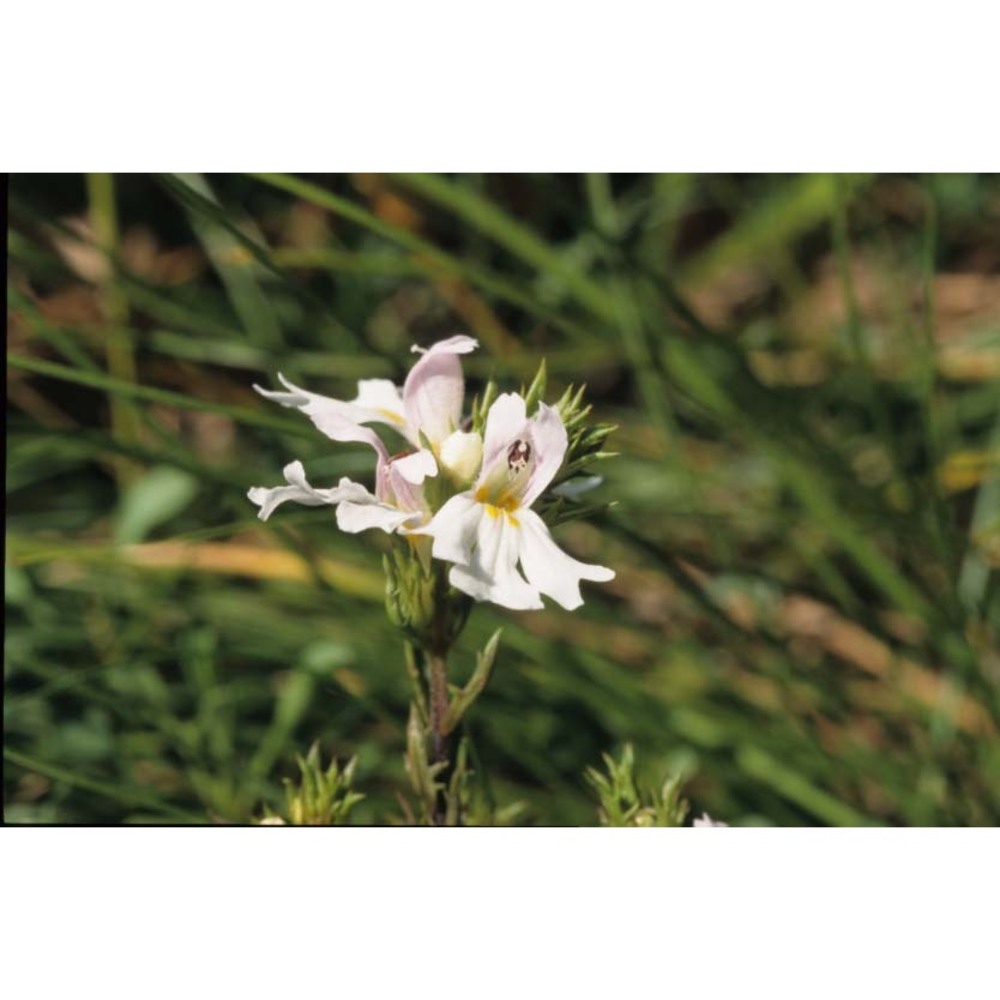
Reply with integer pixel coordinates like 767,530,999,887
421,392,614,611
693,813,728,827
252,334,478,474
247,425,435,536
248,335,477,535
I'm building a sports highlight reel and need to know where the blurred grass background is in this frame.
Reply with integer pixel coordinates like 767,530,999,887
5,172,999,826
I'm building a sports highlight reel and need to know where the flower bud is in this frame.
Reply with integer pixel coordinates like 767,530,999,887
439,430,483,484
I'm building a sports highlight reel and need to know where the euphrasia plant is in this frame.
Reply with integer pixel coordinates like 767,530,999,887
249,336,616,824
585,744,689,827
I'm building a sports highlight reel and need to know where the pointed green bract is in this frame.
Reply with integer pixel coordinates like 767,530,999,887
522,358,547,415
442,628,502,735
585,744,690,828
259,742,363,826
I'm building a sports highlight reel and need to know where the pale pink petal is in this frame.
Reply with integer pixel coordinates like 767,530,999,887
421,494,483,564
409,334,479,358
516,509,614,610
402,337,477,446
247,462,353,521
321,419,389,464
330,471,420,536
478,393,528,480
381,462,425,516
392,448,438,485
520,403,569,507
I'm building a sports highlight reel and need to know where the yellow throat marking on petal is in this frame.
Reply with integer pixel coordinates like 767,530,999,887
377,408,406,425
481,492,520,526
475,486,520,509
483,504,520,526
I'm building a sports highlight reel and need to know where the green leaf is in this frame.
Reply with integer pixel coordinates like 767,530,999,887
113,466,199,544
442,628,502,735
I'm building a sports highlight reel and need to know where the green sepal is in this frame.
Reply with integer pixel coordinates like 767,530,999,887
404,643,429,726
383,553,405,628
544,498,618,528
471,377,498,434
522,358,547,415
560,450,619,480
417,428,435,454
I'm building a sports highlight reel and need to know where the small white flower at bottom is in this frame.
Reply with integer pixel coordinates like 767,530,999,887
420,393,614,611
693,813,728,827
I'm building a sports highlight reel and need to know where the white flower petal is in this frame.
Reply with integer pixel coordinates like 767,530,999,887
255,374,389,461
439,429,483,484
479,393,528,475
247,462,351,521
393,448,438,485
325,468,424,535
421,494,483,564
516,509,614,610
447,511,542,611
449,563,543,611
326,477,376,505
336,500,419,535
351,378,406,426
247,484,315,521
520,403,569,507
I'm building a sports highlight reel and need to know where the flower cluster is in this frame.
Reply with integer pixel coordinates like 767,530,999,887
248,336,614,611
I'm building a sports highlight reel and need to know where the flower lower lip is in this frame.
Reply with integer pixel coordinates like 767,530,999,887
484,503,520,526
474,486,519,511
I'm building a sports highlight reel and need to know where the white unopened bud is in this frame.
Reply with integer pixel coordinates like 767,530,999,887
439,430,483,484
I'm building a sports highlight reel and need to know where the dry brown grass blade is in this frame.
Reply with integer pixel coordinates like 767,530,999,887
123,541,384,599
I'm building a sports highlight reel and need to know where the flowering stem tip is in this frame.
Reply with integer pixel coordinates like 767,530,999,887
249,336,615,824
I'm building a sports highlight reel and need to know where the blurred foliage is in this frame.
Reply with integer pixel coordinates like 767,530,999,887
5,172,1000,826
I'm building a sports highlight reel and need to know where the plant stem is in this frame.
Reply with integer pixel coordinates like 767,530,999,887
427,651,449,826
427,649,450,785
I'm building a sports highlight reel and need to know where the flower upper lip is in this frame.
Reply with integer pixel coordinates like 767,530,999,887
421,393,614,611
248,336,478,535
252,333,478,455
